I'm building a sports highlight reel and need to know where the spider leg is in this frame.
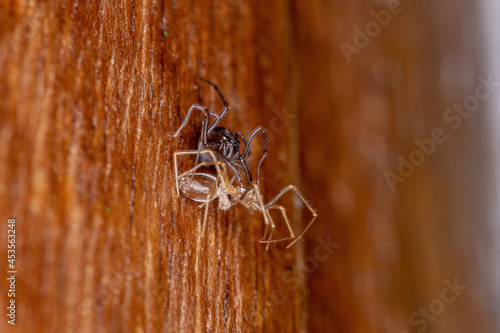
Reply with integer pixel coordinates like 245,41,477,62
173,151,182,197
192,110,217,176
236,131,247,147
207,106,230,133
198,77,229,107
263,204,296,241
264,185,318,249
229,158,251,185
177,150,226,180
236,131,253,164
260,205,295,249
239,181,255,201
258,204,297,249
215,152,244,184
242,126,268,182
228,174,238,185
198,77,231,134
201,190,210,238
173,150,205,197
238,182,274,250
231,158,245,171
173,104,218,138
239,157,252,184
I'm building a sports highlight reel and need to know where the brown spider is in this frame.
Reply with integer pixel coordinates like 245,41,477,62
173,78,317,249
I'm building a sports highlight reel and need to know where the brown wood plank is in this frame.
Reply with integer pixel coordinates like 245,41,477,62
292,1,496,332
0,1,305,332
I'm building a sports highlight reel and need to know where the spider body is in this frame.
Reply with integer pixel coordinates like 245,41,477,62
202,126,252,182
207,127,241,158
206,127,241,160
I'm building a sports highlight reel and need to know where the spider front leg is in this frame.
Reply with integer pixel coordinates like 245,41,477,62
262,185,318,249
198,77,231,133
173,150,194,197
236,131,250,162
173,104,219,139
242,126,268,182
201,190,211,238
214,152,246,185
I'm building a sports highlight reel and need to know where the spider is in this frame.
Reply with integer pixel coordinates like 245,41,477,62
172,78,317,249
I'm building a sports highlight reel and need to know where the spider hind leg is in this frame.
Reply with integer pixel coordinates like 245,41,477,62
261,185,318,249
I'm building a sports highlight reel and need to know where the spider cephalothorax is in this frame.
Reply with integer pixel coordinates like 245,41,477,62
207,127,241,160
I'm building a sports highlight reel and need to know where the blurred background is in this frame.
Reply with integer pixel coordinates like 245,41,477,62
294,0,499,332
1,0,499,332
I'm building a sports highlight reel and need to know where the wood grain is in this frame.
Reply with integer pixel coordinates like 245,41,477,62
0,1,305,332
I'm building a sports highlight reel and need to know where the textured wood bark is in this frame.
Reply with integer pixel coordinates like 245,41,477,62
0,1,305,332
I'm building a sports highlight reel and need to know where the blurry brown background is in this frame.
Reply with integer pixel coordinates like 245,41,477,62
0,0,498,332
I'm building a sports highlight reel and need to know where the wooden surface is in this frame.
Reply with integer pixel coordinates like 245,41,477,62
0,0,498,332
0,1,304,332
